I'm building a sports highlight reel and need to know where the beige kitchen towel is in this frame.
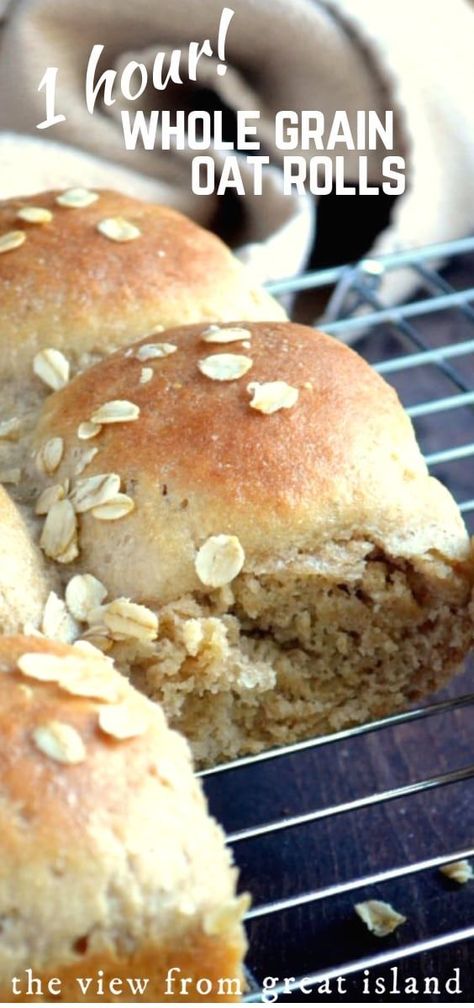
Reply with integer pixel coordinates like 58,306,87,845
0,0,474,301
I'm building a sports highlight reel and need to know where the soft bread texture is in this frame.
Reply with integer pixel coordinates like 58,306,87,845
31,322,474,765
0,487,53,633
0,636,247,1002
0,189,284,381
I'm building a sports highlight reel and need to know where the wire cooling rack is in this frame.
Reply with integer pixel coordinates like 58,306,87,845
200,236,474,1003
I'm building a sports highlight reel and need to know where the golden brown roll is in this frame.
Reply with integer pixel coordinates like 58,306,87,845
0,486,53,633
0,635,247,1002
0,189,284,381
30,321,474,765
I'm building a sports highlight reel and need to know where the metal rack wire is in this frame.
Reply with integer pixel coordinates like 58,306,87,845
200,236,474,1003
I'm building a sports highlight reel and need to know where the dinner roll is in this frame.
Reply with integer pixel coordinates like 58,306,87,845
0,635,247,1002
0,189,284,382
0,487,53,634
31,321,474,766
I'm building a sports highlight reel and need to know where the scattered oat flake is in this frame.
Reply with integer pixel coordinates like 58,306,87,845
33,348,70,391
101,599,158,641
56,188,99,208
35,484,65,515
40,499,77,561
20,652,113,695
33,721,86,764
0,230,26,254
78,421,102,440
0,417,21,440
90,400,139,424
70,473,120,513
17,206,53,224
136,343,177,361
440,860,473,884
74,446,99,477
42,592,79,644
198,354,253,382
18,651,75,682
66,573,107,622
55,538,80,564
97,217,141,242
85,604,106,626
36,436,64,475
59,667,120,703
248,381,299,415
92,493,135,521
195,534,245,588
355,900,406,938
98,703,148,740
202,325,251,344
140,367,153,384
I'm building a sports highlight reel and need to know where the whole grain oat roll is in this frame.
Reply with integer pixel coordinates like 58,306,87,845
0,635,247,1002
30,321,474,765
0,188,284,381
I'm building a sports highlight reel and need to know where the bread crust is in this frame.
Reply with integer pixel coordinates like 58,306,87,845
0,190,284,378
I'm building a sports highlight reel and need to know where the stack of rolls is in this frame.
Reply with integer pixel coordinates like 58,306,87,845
0,188,285,496
1,185,473,999
0,187,284,1002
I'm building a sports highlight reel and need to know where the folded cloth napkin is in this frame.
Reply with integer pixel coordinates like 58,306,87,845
0,0,474,304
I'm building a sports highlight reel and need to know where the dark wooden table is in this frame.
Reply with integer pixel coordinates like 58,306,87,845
203,247,474,1003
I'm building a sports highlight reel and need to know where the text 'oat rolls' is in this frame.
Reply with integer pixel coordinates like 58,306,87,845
31,321,474,766
0,188,284,380
0,635,247,1002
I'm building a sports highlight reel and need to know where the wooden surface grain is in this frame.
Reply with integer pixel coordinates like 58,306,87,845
204,249,474,1003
